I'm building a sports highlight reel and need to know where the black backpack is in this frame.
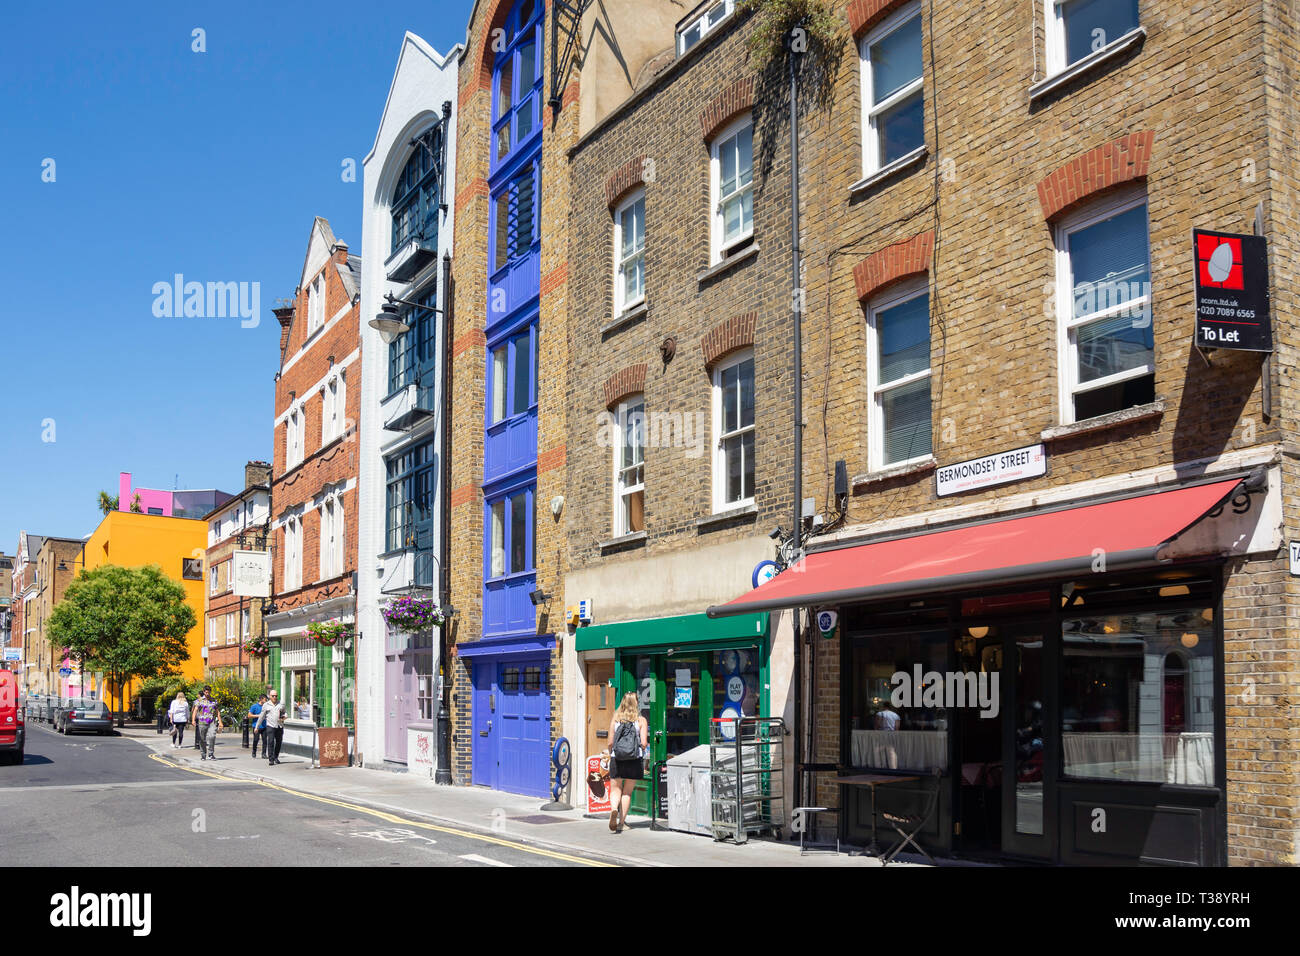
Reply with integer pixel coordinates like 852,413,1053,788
612,720,640,759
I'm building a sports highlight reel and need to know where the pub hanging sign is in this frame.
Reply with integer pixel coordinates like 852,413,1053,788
1193,229,1271,352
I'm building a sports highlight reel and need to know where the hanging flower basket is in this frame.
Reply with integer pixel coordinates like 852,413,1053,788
383,596,444,632
306,619,354,647
242,634,270,657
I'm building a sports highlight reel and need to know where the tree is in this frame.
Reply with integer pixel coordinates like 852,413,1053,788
96,491,120,515
48,564,196,726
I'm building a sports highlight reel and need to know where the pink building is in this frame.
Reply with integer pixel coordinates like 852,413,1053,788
117,472,233,520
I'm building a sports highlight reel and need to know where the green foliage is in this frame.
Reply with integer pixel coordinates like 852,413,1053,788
739,0,844,68
305,619,353,647
49,565,196,716
146,674,267,728
96,491,120,515
130,492,143,513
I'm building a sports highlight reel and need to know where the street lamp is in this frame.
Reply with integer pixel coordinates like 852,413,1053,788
369,292,445,345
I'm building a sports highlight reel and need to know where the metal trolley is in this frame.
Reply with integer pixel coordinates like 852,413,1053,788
709,716,786,843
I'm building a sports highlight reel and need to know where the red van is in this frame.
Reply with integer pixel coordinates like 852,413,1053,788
0,670,24,765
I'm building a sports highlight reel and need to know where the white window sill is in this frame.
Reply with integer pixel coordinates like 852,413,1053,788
696,503,757,530
1029,28,1147,103
600,301,648,337
849,146,928,197
1041,399,1164,442
852,455,936,489
598,530,647,551
699,243,758,284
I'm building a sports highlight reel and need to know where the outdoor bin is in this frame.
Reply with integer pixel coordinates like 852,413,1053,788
666,744,713,836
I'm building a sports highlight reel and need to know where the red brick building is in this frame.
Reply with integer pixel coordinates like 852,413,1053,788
264,218,362,746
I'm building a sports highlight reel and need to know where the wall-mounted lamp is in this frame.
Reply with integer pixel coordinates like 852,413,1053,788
528,590,550,607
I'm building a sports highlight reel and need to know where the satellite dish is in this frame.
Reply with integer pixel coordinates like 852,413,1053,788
1207,242,1234,283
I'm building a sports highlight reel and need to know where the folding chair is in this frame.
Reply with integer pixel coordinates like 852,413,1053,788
879,767,942,865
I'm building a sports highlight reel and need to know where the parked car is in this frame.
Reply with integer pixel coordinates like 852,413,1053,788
0,672,24,764
54,698,113,736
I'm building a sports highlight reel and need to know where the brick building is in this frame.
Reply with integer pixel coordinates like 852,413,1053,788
558,2,800,816
202,461,272,682
264,217,362,754
0,551,12,663
9,533,41,697
708,0,1300,865
31,537,86,700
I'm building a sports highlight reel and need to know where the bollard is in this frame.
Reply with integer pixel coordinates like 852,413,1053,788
242,717,250,748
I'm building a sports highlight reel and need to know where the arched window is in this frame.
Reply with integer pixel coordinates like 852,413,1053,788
391,125,444,255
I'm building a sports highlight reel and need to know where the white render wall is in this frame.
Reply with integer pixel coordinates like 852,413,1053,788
356,33,461,767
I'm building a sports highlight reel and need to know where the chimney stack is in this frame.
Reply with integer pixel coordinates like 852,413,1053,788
245,460,272,489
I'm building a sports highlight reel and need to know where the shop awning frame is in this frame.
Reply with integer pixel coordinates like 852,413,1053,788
707,471,1263,619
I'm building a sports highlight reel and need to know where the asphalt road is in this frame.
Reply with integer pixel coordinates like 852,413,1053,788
2,723,611,867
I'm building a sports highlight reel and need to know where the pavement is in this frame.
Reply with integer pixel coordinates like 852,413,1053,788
117,722,933,867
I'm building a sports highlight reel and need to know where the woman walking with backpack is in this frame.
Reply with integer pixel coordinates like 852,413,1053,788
605,692,648,833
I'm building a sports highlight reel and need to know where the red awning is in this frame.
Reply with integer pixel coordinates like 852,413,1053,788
708,478,1246,617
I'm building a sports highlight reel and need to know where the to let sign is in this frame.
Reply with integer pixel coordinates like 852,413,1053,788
937,444,1046,497
1193,229,1271,352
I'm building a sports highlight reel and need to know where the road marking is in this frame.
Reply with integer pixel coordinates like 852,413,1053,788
149,752,227,780
154,753,613,866
0,778,229,793
459,853,512,867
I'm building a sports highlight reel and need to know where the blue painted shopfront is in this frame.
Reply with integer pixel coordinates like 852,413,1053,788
463,634,553,797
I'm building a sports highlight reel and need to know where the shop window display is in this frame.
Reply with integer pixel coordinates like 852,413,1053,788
1061,607,1215,784
847,630,950,771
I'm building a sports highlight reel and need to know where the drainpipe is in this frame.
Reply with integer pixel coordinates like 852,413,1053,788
788,30,806,814
435,248,455,785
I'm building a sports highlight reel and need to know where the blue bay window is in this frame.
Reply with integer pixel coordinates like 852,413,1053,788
483,482,536,635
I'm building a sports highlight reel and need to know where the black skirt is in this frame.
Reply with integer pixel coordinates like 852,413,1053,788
610,757,643,780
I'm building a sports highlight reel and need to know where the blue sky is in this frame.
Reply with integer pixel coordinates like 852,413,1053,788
0,1,472,552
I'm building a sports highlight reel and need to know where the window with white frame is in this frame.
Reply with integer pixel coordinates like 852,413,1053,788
1054,190,1154,423
226,612,236,646
307,273,325,335
710,116,754,263
320,495,344,580
867,278,932,469
209,564,217,595
226,559,233,592
321,372,344,444
286,406,304,469
242,608,250,642
713,350,755,510
613,396,645,536
208,617,218,647
1045,0,1140,74
677,0,734,56
284,515,302,591
860,2,925,177
613,190,645,313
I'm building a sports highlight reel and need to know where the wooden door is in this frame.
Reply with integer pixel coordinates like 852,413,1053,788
585,661,614,762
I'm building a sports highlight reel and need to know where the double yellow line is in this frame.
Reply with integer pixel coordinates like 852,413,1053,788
149,752,613,866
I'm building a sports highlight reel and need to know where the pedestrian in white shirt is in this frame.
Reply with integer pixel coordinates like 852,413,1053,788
168,692,189,749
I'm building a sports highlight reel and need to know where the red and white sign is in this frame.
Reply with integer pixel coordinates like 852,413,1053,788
586,754,611,813
936,444,1046,497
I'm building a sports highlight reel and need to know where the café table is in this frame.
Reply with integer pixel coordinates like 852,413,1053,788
837,773,920,857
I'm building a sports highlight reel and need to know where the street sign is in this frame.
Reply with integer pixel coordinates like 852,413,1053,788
2,649,21,662
233,550,272,597
58,667,72,676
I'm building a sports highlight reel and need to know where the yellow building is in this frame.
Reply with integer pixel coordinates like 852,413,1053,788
81,510,209,703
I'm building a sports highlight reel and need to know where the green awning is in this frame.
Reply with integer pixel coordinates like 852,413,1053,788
574,611,767,653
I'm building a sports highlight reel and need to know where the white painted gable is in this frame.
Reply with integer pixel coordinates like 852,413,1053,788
299,217,337,291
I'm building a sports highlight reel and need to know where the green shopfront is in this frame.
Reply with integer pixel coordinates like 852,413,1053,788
575,611,770,816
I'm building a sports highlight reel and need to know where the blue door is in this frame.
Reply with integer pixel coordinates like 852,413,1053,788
498,660,550,797
470,657,551,796
472,663,494,788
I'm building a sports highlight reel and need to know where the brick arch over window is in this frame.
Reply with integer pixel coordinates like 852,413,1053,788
470,0,517,95
604,364,647,410
852,231,934,302
701,311,757,367
699,78,755,142
1037,131,1155,221
847,0,913,38
606,155,649,209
